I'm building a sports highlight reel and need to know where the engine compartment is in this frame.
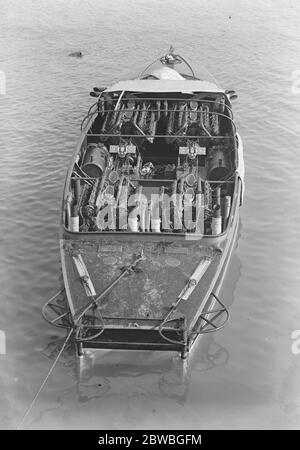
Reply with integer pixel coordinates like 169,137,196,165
66,92,237,235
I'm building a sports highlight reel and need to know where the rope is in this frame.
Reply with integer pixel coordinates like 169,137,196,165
45,288,65,304
16,327,74,430
17,251,145,428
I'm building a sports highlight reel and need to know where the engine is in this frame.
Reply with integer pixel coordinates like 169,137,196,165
97,97,225,145
68,95,234,235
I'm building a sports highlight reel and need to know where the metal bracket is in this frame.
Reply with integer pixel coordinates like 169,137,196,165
109,143,136,158
42,288,73,329
74,312,105,342
195,292,229,334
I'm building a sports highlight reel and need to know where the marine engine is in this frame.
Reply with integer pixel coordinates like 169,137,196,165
68,94,235,235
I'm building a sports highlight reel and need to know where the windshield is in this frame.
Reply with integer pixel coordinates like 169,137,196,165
120,47,221,87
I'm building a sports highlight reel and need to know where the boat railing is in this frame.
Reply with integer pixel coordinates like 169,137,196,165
85,96,234,114
84,112,236,139
80,96,234,132
81,101,101,131
85,133,234,140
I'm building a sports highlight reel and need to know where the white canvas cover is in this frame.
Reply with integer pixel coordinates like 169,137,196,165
104,79,224,94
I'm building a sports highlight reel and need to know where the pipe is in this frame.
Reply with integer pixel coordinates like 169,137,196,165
215,187,221,218
148,109,157,143
210,112,219,135
211,187,222,235
151,218,161,233
199,106,211,137
223,195,231,230
139,203,146,232
178,257,212,301
202,104,210,130
114,90,125,111
156,100,161,122
111,103,125,134
173,178,184,231
163,100,168,118
138,102,149,130
178,103,187,128
195,182,204,234
160,186,170,231
66,193,72,229
211,217,222,235
124,100,135,121
88,178,101,209
197,176,202,195
166,103,177,143
132,104,147,138
70,204,79,232
135,153,142,177
144,202,151,232
128,216,139,232
189,100,198,122
73,178,81,204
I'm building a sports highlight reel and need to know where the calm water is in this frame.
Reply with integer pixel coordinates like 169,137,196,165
1,0,300,430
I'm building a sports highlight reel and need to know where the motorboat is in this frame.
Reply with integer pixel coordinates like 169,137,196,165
43,47,244,360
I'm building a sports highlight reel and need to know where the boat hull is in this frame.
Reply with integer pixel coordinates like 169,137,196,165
52,51,245,359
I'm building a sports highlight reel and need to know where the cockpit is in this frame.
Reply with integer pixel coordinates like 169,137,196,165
66,48,239,236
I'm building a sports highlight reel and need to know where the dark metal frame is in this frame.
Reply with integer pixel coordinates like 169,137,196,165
81,94,234,131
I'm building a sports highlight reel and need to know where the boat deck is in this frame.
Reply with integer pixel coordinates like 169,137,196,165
61,236,226,343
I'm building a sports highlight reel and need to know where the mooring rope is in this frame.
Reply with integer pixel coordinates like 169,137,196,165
16,327,74,430
17,251,145,429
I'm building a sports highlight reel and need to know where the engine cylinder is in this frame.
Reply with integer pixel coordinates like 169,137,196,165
82,144,107,178
208,147,230,181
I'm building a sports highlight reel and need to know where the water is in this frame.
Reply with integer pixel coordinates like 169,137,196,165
1,0,300,430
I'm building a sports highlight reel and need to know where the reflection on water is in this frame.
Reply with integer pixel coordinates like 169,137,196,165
39,328,231,415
